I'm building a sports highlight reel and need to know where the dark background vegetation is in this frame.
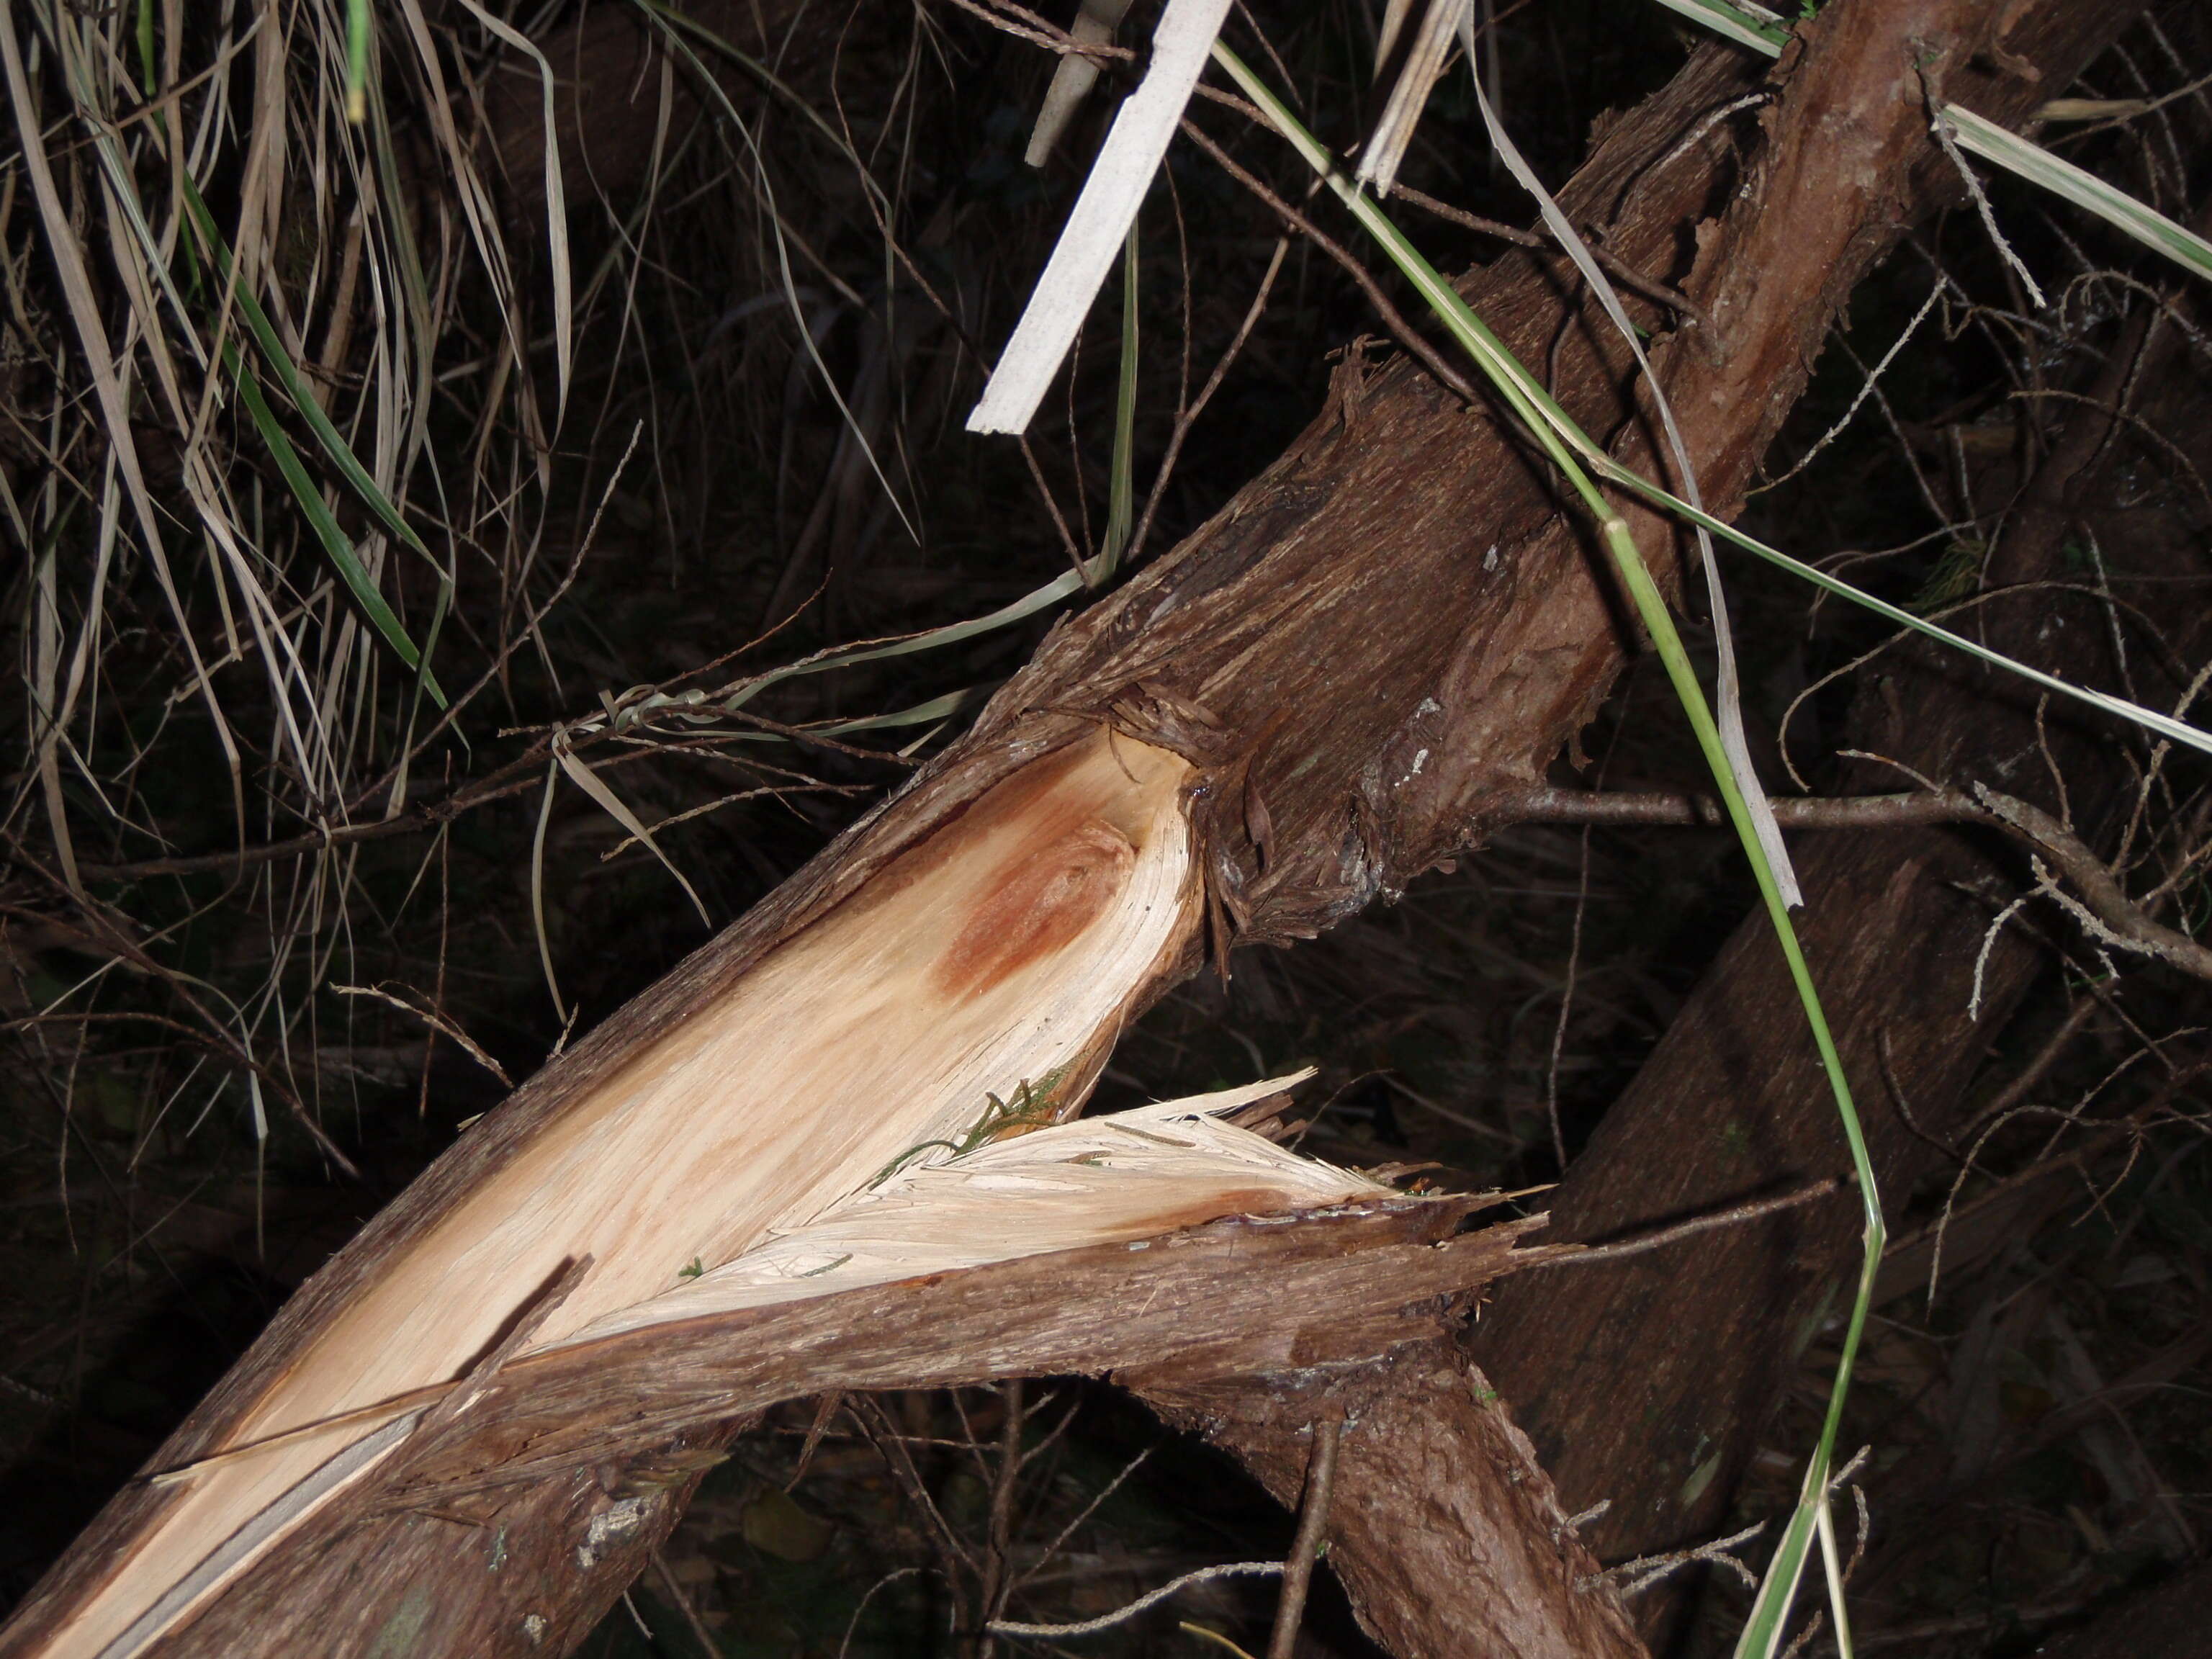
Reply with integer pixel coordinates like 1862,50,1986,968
4,0,2211,1653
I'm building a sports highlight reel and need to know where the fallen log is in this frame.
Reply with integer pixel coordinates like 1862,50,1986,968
1467,172,2212,1645
0,1,2134,1655
2035,1559,2212,1659
107,1099,1566,1658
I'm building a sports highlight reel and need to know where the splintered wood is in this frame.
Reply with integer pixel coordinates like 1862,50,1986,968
45,732,1218,1658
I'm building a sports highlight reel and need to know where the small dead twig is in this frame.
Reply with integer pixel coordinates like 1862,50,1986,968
977,1378,1028,1655
1523,1178,1847,1270
1974,785,2212,982
1266,1410,1344,1659
332,983,513,1089
1177,120,1480,405
786,1391,845,1491
650,1550,722,1655
1388,182,1705,324
1125,235,1290,570
851,1398,981,1581
1473,784,2212,986
1593,1519,1766,1598
0,875,366,1180
935,0,1133,62
987,1562,1285,1639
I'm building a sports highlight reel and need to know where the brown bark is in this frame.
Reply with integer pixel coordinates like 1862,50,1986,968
1138,1347,1645,1659
138,1200,1558,1659
0,2,2138,1655
2036,1560,2212,1659
1466,189,2212,1645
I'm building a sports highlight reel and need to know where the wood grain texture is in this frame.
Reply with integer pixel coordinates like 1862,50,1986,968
1,2,2138,1654
13,734,1200,1658
1138,1344,1650,1659
133,1201,1558,1659
1467,130,2211,1653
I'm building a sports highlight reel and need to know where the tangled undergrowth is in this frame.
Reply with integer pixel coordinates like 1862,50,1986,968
4,0,2212,1654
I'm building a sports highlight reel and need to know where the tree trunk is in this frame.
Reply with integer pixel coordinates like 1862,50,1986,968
1466,206,2212,1645
0,2,2135,1655
2036,1560,2212,1659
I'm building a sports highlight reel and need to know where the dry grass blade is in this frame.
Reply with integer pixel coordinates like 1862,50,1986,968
1,0,245,842
451,0,572,418
1359,0,1463,197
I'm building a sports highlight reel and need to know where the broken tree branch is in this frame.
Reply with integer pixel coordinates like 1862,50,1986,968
1,4,2144,1657
1475,784,2212,983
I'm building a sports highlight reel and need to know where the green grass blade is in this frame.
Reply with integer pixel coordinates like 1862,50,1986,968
179,171,454,710
1208,45,2212,764
1457,18,1799,904
1099,225,1142,581
1597,471,2212,760
1944,105,2212,284
1645,0,1790,53
809,683,997,738
723,554,1110,712
345,0,370,122
176,174,436,562
220,339,447,706
134,0,153,96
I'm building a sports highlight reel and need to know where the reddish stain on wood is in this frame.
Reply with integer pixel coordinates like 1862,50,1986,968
929,819,1136,999
1117,1190,1292,1236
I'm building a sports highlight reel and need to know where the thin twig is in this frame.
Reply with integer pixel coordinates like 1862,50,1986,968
856,1397,981,1580
651,1550,724,1655
1178,120,1479,404
71,751,857,881
977,1378,1028,1655
987,1562,1285,1638
1473,784,2212,985
1266,1410,1343,1659
1126,236,1290,568
1388,182,1704,323
1525,1178,1846,1270
1593,1519,1766,1597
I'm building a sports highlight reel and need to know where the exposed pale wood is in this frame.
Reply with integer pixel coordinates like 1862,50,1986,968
35,732,1199,1658
560,1081,1372,1334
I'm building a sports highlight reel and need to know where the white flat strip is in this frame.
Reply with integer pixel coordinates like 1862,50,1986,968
1642,0,1785,52
968,0,1235,434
